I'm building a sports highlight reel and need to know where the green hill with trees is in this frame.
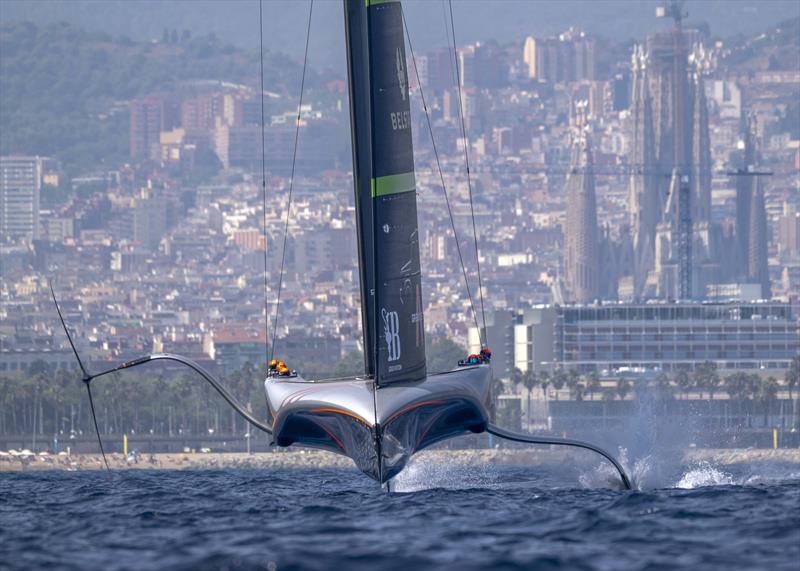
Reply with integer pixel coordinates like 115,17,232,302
0,21,301,173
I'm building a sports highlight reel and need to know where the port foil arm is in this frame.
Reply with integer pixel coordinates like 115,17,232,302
90,353,273,435
486,423,632,490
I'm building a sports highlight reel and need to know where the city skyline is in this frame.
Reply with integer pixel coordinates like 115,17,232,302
1,1,798,383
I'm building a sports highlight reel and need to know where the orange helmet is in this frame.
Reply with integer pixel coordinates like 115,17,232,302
268,359,279,370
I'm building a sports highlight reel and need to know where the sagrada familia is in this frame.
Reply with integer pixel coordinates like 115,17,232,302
562,13,770,304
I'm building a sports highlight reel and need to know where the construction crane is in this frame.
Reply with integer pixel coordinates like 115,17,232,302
656,0,687,25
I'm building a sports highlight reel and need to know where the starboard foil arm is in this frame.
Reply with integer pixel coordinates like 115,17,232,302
486,423,632,490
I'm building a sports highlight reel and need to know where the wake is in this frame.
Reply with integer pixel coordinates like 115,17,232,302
579,447,800,490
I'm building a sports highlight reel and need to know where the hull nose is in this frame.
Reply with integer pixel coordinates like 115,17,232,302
378,396,488,482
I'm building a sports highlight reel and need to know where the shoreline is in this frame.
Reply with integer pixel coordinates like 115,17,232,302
2,447,800,472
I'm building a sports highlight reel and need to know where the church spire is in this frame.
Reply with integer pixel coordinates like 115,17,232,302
564,101,599,303
736,115,759,279
747,180,771,299
628,44,659,299
689,45,712,223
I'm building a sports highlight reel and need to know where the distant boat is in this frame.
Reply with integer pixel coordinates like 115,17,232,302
52,0,630,490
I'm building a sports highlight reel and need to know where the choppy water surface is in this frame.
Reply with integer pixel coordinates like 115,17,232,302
1,459,798,571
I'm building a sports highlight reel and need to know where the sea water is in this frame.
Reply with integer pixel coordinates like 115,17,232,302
1,461,798,570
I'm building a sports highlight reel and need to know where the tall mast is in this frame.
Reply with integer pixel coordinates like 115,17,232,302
343,0,426,385
344,0,376,377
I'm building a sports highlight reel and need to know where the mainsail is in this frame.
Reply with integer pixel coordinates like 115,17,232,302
344,0,426,385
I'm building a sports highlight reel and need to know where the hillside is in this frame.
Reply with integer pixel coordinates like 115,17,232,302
0,21,303,172
722,16,800,72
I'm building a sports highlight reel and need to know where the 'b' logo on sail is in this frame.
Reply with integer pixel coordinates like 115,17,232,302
396,47,406,102
382,308,401,362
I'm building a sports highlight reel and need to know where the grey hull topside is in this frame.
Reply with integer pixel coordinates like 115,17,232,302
265,364,493,483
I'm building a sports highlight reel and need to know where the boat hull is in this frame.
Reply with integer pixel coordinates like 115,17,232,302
265,365,492,482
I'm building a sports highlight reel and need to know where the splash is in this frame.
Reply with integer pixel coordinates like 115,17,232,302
673,462,734,489
579,447,654,490
390,451,499,493
580,453,798,491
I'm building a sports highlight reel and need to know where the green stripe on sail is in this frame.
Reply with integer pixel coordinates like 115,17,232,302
371,171,416,197
365,0,397,6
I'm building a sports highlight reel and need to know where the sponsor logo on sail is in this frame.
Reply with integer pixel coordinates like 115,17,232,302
396,47,406,102
382,308,401,363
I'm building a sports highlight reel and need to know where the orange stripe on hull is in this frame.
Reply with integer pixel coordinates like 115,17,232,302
384,399,444,424
310,408,372,427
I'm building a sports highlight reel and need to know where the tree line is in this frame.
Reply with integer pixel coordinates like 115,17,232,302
0,337,468,439
509,357,799,403
0,360,273,440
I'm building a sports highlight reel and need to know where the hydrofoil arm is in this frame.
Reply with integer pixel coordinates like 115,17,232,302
88,353,273,435
50,281,271,436
50,281,272,472
486,423,631,490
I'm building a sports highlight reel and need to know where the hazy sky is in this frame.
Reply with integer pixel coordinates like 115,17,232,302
3,0,799,69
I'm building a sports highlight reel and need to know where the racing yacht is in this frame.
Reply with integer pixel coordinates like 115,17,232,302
52,0,630,489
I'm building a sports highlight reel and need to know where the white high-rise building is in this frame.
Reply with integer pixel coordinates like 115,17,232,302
0,156,42,242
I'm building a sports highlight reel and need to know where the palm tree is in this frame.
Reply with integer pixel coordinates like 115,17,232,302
692,361,719,400
744,373,762,426
691,366,704,399
574,381,585,401
46,367,72,436
585,371,601,401
675,368,692,400
522,370,539,430
551,369,567,401
565,369,581,400
539,371,551,401
758,376,779,427
510,368,524,392
616,377,631,400
747,373,762,398
724,372,748,426
724,372,743,400
655,372,673,401
785,355,799,400
0,376,12,433
27,360,50,448
706,363,720,400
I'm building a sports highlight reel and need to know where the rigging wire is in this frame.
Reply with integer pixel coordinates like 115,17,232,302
400,7,481,343
258,0,271,366
270,0,314,364
446,0,488,348
49,280,110,472
85,383,110,471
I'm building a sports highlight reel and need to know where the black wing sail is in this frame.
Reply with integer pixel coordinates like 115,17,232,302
369,0,426,384
346,0,426,385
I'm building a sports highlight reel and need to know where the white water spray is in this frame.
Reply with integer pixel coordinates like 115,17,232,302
391,451,500,493
673,462,734,489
